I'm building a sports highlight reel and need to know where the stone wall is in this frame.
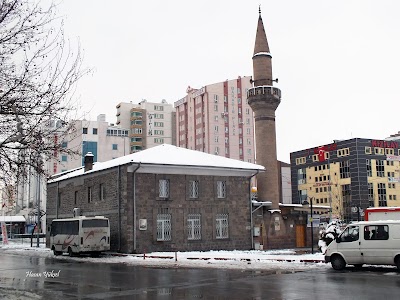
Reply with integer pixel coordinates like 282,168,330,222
46,167,253,253
132,173,252,253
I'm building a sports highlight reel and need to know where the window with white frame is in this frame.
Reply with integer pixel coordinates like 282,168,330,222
217,181,226,198
156,214,171,241
187,214,201,240
216,214,229,239
189,180,199,199
159,179,170,198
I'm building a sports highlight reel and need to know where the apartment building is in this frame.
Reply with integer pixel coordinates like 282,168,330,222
174,77,255,163
116,100,176,152
46,114,130,174
290,138,400,222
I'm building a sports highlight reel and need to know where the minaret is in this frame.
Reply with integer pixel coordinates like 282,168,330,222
247,7,281,209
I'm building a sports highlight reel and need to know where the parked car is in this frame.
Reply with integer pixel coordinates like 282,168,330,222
325,220,400,270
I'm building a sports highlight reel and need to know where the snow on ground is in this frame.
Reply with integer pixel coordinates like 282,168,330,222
0,240,329,271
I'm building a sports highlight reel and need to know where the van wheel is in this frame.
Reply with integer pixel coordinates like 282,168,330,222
331,255,346,270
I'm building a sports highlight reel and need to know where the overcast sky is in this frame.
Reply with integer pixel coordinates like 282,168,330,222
57,0,400,163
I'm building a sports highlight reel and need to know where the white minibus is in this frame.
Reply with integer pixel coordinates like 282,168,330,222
50,216,110,256
325,220,400,270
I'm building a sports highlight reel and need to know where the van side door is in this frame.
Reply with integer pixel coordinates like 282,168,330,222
362,224,391,265
337,225,362,265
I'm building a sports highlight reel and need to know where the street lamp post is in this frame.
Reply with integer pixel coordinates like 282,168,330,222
303,198,314,254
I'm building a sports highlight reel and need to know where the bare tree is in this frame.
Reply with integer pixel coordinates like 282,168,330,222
0,0,88,185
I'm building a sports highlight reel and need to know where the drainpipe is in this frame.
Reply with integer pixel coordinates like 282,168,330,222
248,170,260,249
117,165,121,252
56,182,59,219
131,163,141,253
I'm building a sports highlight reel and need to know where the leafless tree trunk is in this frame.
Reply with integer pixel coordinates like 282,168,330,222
0,0,88,187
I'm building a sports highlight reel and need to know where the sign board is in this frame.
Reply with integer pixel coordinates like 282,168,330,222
386,155,400,161
307,214,320,228
388,177,400,183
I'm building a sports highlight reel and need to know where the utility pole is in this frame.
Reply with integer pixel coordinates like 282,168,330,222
36,170,41,247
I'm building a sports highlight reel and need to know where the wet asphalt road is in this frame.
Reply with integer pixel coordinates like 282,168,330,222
0,252,400,299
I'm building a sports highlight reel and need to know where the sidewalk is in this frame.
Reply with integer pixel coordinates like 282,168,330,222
106,248,326,264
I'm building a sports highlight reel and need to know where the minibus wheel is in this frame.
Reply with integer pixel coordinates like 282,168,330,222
395,256,400,270
331,255,346,270
52,247,62,256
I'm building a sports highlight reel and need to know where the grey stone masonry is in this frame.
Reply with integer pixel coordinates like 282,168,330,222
46,166,253,253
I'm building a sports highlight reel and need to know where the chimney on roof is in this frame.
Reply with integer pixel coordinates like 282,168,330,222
84,152,94,172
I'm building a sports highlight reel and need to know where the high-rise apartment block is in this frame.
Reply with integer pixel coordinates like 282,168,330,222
45,114,130,175
116,100,176,152
174,77,255,163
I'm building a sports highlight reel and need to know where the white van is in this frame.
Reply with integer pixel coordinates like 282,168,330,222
325,220,400,270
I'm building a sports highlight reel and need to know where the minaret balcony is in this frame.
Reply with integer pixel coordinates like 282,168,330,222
247,86,281,110
247,86,281,99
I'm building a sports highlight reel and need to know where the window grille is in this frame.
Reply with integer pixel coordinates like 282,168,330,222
217,181,226,198
99,184,105,201
189,180,199,199
216,214,229,239
159,180,170,198
156,214,171,241
187,214,201,240
88,187,92,203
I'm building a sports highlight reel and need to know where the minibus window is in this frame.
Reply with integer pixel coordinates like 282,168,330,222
339,226,359,242
365,225,389,240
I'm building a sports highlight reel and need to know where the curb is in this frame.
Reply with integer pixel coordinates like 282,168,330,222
106,253,326,264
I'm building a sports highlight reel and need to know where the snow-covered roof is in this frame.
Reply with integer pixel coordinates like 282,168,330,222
252,200,272,207
49,144,265,183
252,51,272,58
0,216,26,222
279,203,331,209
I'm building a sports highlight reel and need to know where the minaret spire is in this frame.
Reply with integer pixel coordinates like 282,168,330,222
252,8,272,86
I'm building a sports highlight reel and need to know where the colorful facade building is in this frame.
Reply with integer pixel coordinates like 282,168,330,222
290,138,400,222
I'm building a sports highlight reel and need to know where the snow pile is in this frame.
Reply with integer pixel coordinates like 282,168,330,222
318,220,342,253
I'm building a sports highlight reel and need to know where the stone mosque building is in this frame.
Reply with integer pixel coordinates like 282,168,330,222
45,8,327,253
